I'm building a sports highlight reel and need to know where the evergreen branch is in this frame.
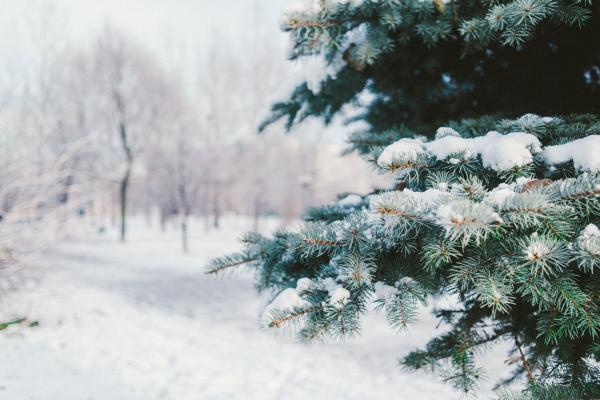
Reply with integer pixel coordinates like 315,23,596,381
514,335,536,384
376,206,420,219
205,253,259,275
560,188,600,201
302,238,340,246
267,305,322,328
384,161,430,172
300,319,331,341
286,18,340,30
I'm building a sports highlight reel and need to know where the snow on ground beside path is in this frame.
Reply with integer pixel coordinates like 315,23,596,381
0,217,516,400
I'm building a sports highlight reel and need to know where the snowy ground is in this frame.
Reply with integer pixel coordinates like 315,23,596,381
0,217,515,400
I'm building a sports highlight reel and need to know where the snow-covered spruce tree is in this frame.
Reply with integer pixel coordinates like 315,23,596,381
208,1,600,398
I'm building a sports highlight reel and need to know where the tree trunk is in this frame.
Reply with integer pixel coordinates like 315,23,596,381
252,195,262,232
212,191,220,229
118,121,133,242
58,175,73,204
160,207,167,232
181,215,189,254
252,211,259,232
119,166,130,242
203,213,210,232
213,207,220,229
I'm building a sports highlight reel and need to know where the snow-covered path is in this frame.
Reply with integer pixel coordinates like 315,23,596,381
0,219,509,399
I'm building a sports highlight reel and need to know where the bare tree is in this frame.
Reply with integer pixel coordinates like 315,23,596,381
144,98,202,253
93,25,167,241
0,2,93,271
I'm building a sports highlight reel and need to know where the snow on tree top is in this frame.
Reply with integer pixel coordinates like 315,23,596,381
374,128,600,172
377,128,542,171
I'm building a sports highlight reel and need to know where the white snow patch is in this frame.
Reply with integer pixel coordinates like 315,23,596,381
402,188,449,205
300,53,346,94
478,132,541,171
376,138,425,168
283,0,320,14
525,240,551,261
379,131,541,172
542,135,600,172
318,277,351,308
435,201,502,231
0,217,515,400
425,135,473,160
329,287,351,308
374,282,398,302
338,194,363,206
486,184,517,207
580,224,600,239
435,127,461,139
400,277,415,285
296,277,313,292
425,131,543,169
416,188,448,204
285,0,364,13
287,18,369,95
576,224,600,258
266,288,308,312
369,189,448,218
515,176,533,186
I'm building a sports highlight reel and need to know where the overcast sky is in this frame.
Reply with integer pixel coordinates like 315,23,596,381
57,0,287,48
0,0,290,66
2,0,287,40
0,0,353,144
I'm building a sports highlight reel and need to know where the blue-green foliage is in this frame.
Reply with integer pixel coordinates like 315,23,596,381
210,1,599,398
208,115,600,397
